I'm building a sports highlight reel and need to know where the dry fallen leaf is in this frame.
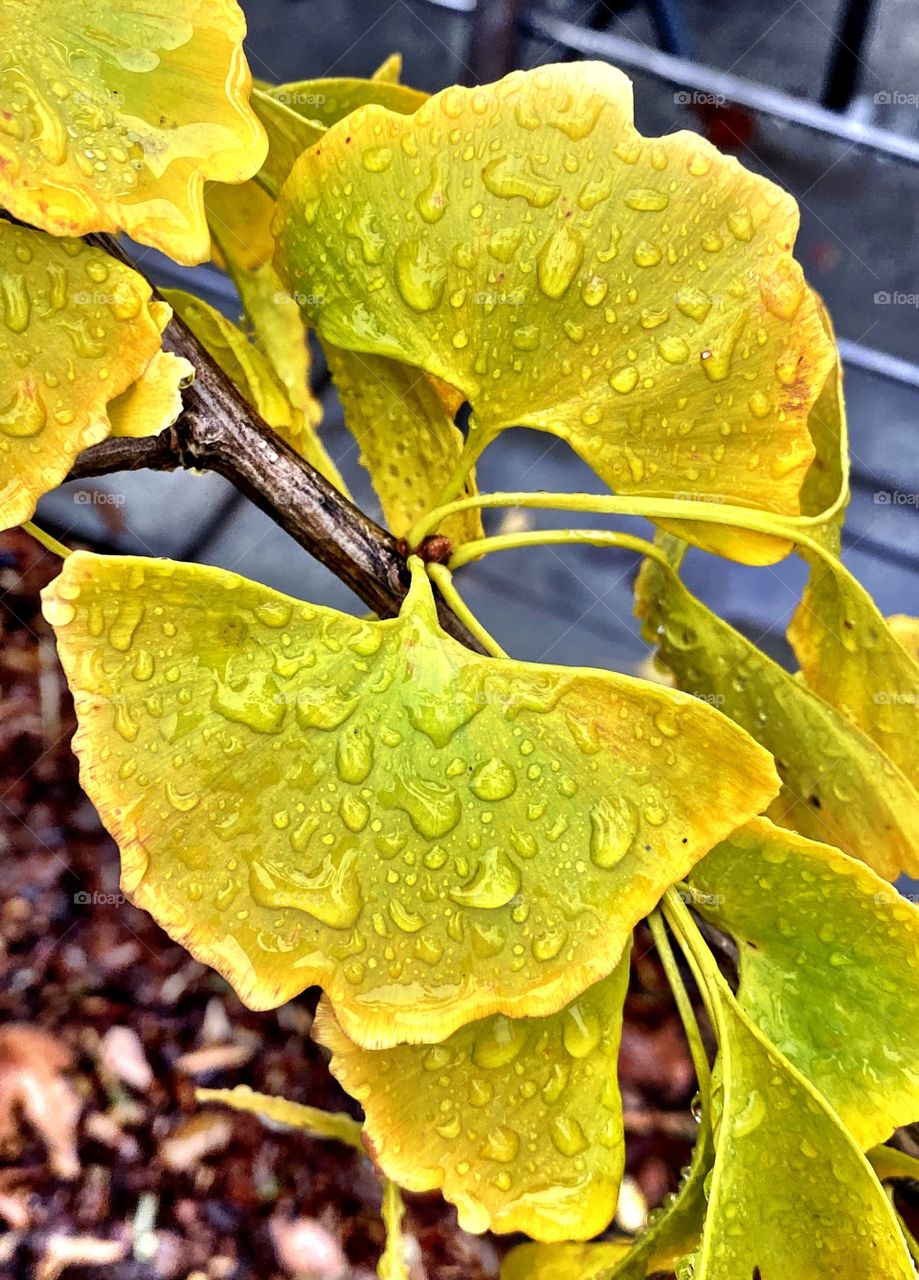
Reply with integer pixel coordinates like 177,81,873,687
0,1024,81,1180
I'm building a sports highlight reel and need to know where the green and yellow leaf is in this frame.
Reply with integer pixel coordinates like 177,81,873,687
890,613,919,662
315,949,631,1242
42,553,778,1049
249,87,324,199
690,951,914,1279
635,538,919,878
265,74,426,129
689,818,919,1150
323,343,482,542
206,180,323,432
502,1105,713,1277
501,1242,632,1280
162,288,344,490
0,0,267,265
788,556,919,791
0,219,170,530
273,61,836,564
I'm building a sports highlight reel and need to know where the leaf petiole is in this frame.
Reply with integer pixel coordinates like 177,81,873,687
648,910,711,1098
425,562,508,658
22,521,73,560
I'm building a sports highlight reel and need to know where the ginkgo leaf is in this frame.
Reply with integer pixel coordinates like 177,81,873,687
314,949,631,1242
890,614,919,662
250,88,324,198
501,1111,712,1279
162,289,345,491
689,818,919,1150
799,296,847,551
0,218,169,530
501,1243,632,1280
266,74,426,129
788,557,919,791
635,537,919,879
206,181,323,432
323,343,482,543
42,552,778,1049
235,71,479,544
373,54,405,85
689,953,914,1279
273,61,836,565
108,350,193,439
0,0,267,265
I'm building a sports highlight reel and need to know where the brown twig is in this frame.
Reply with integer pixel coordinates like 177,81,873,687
68,236,484,652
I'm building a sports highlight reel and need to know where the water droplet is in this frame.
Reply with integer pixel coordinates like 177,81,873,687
449,846,520,909
472,1015,527,1069
250,847,363,929
589,796,638,868
549,1114,588,1157
624,187,669,212
609,366,639,395
393,239,446,312
469,758,517,802
537,225,584,299
482,154,560,208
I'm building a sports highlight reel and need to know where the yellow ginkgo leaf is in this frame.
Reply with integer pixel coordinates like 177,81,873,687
323,343,482,543
690,818,919,1150
314,949,631,1242
0,218,169,530
266,74,426,129
42,553,778,1049
689,945,914,1280
788,557,919,791
889,614,919,662
206,182,323,432
501,1242,632,1280
635,537,919,879
197,1085,363,1149
0,0,267,265
799,296,848,551
250,88,324,199
373,54,405,85
162,289,344,491
108,350,194,439
273,62,836,565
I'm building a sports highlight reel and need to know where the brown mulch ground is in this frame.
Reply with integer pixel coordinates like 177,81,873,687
0,529,697,1280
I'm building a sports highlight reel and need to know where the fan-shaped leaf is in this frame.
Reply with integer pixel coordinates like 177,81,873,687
206,181,323,433
635,538,919,878
0,0,267,264
890,614,919,661
501,1243,632,1280
691,958,913,1279
273,62,836,564
42,552,778,1049
788,558,919,791
108,350,193,439
0,219,170,530
162,289,344,490
266,75,426,128
323,344,482,543
502,1105,713,1277
689,818,919,1150
315,949,630,1242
